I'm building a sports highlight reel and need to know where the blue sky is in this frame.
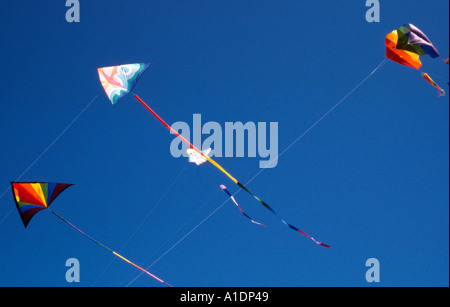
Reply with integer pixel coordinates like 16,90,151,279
0,1,448,287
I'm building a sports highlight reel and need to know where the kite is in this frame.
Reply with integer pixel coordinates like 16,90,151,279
385,23,439,69
11,182,172,287
187,148,211,166
385,24,445,96
98,63,150,104
11,182,73,228
421,73,445,97
97,63,330,248
220,185,266,229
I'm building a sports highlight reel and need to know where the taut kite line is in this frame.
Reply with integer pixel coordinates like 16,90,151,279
11,182,172,287
97,63,330,248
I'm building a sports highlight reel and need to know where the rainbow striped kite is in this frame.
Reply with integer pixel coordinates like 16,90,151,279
11,182,72,228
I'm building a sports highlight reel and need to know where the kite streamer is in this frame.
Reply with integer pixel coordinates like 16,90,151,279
421,73,445,97
278,218,330,247
51,211,172,287
221,185,329,247
11,182,172,287
220,185,266,229
97,63,330,247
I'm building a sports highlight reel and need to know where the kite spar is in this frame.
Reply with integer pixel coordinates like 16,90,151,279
97,63,330,248
11,182,172,287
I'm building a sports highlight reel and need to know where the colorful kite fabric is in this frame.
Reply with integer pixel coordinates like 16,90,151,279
11,182,73,227
98,63,330,248
187,148,211,165
98,63,150,104
220,185,266,229
396,24,439,58
422,73,445,97
385,24,439,69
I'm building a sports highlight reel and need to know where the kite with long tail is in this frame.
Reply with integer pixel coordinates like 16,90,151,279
97,63,329,248
10,182,172,287
421,73,445,97
385,23,445,97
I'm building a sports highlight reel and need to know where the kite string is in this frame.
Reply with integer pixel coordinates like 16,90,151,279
125,59,388,286
91,165,187,286
0,95,98,225
217,59,388,246
0,210,12,227
120,165,188,249
245,58,388,177
124,190,226,287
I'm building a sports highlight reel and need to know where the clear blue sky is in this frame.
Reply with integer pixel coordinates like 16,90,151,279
0,1,448,287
